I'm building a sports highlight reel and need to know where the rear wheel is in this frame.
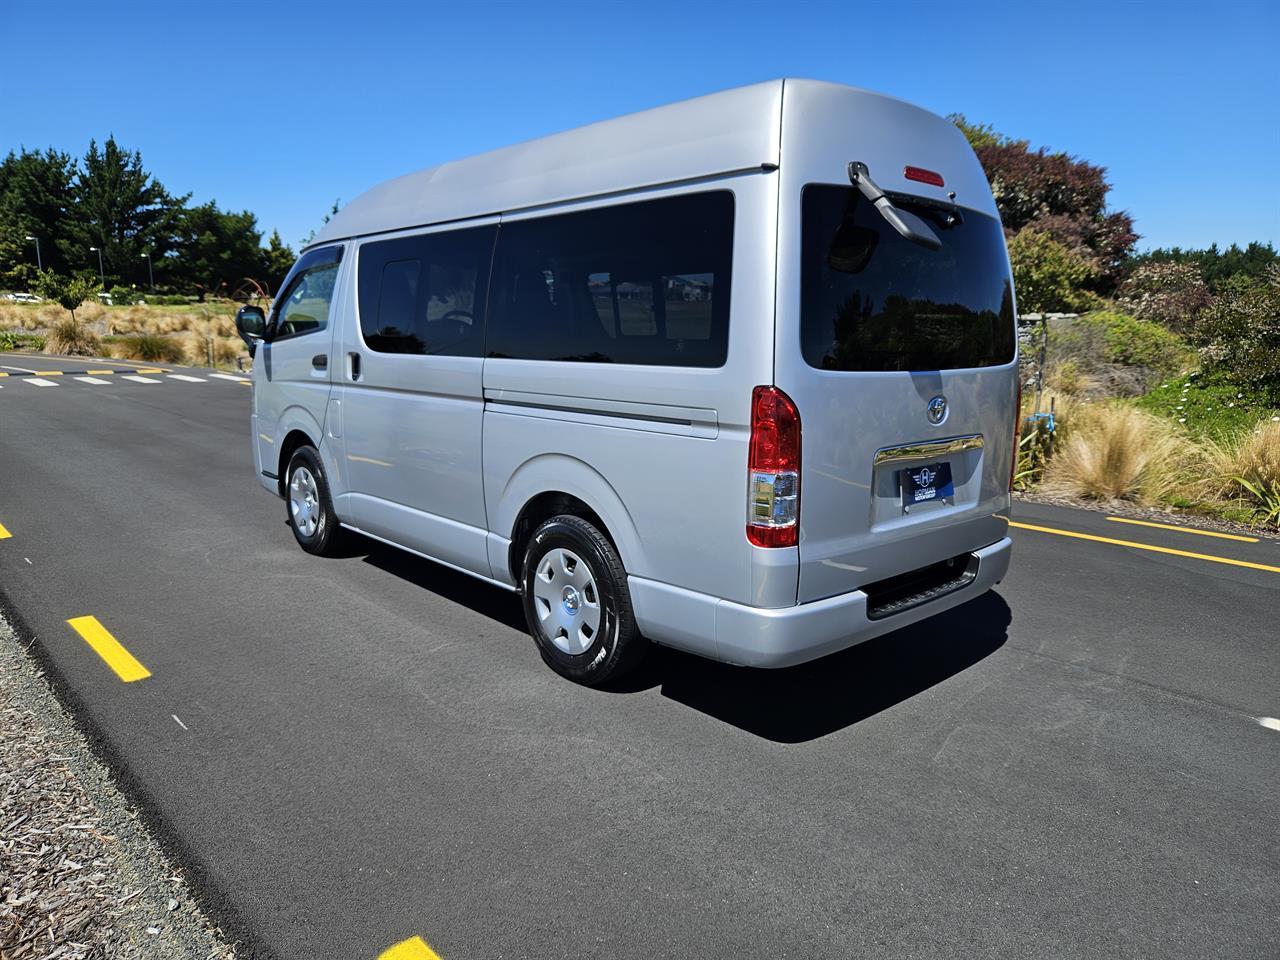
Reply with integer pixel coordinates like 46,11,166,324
521,515,646,685
285,446,345,556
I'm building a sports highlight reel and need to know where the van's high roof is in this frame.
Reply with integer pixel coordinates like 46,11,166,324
312,78,993,247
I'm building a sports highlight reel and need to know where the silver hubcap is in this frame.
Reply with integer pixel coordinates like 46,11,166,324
289,465,320,538
532,548,601,655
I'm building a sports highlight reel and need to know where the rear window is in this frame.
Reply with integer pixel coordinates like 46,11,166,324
487,191,733,367
800,184,1015,371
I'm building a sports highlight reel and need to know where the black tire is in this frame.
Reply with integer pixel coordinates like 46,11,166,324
284,445,345,556
521,514,647,686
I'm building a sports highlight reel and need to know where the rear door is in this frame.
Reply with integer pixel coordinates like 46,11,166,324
773,83,1018,603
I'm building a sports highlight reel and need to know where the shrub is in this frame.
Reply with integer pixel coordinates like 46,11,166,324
0,330,46,351
112,333,185,363
1117,261,1212,333
45,317,102,356
109,284,144,306
1043,404,1199,502
1008,229,1100,313
1044,311,1192,398
1204,421,1280,527
1075,310,1193,376
1191,265,1280,403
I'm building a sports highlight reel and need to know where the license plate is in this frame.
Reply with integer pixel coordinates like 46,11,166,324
900,462,953,506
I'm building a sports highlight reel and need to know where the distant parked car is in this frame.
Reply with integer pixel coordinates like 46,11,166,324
8,292,41,303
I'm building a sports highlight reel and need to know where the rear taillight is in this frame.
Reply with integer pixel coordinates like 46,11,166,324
747,386,801,548
1009,378,1023,491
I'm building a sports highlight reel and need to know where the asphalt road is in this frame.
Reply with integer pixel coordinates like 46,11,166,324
1,352,1277,960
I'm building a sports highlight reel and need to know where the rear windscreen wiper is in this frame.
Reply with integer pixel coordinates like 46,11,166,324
848,161,942,251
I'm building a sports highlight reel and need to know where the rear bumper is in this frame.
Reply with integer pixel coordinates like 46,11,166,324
630,536,1011,668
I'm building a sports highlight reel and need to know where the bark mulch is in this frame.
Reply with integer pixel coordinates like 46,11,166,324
1,614,237,959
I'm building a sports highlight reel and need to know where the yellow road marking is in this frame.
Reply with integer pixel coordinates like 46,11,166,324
1007,520,1280,574
135,367,166,374
0,372,8,377
87,369,115,375
0,520,11,539
33,370,64,376
379,937,442,960
66,616,151,682
1105,515,1259,543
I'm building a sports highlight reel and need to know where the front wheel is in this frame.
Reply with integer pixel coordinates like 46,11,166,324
285,446,345,556
521,515,647,686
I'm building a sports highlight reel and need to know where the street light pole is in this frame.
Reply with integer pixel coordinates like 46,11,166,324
89,246,105,289
24,235,42,271
141,252,154,291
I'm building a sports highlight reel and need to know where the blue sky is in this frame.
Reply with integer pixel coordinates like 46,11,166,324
2,0,1276,253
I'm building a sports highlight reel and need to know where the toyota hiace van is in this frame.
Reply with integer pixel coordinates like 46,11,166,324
236,79,1018,685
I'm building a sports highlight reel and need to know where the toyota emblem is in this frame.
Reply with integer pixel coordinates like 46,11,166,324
927,395,948,425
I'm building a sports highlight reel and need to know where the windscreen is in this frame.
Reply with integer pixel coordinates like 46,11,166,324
800,184,1015,371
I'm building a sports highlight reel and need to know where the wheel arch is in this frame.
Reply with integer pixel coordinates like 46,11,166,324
496,454,645,586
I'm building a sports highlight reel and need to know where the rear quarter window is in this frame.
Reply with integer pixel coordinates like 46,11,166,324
487,191,734,367
800,184,1015,372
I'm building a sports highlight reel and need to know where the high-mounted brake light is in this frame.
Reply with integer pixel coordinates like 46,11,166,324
747,386,801,548
904,165,945,188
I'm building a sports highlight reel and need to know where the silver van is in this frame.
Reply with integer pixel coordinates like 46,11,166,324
236,79,1017,686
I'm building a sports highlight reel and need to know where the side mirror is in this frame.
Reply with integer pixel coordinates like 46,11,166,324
235,305,267,355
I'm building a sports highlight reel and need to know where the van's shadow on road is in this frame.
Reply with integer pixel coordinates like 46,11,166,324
354,536,1011,744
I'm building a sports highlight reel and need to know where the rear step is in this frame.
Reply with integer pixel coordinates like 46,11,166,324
863,552,978,620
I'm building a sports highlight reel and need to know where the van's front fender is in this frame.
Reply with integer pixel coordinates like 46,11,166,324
267,405,342,496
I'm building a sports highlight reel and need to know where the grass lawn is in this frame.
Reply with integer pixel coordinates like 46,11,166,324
1134,371,1280,441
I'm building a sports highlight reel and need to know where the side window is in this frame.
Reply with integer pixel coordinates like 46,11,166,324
487,191,734,367
273,246,342,340
357,225,496,356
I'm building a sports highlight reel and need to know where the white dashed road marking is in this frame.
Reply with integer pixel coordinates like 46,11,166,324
121,375,161,384
24,378,59,386
208,373,249,382
1258,717,1280,732
75,376,113,385
167,374,206,382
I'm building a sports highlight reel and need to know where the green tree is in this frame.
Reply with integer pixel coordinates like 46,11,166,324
1008,229,1100,313
33,270,99,322
261,229,296,293
947,113,1025,151
0,148,79,288
173,201,267,301
68,136,187,288
1127,242,1279,292
950,116,1137,294
301,198,341,247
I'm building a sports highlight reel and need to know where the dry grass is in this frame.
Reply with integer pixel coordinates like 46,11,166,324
1203,421,1280,515
1042,404,1201,502
109,334,186,364
44,318,102,357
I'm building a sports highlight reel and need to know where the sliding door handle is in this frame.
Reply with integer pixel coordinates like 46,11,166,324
348,352,361,381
